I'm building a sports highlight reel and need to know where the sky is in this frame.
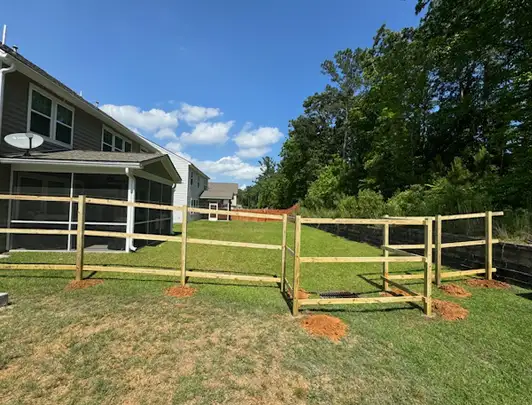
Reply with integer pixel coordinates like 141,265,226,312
1,0,422,186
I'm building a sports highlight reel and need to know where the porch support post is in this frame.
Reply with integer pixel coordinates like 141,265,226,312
126,170,136,252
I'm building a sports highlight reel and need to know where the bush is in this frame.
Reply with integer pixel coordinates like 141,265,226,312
337,196,358,217
355,189,386,218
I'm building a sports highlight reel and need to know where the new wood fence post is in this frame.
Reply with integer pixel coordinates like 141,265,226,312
292,215,302,316
485,211,493,280
423,218,433,316
75,195,86,281
180,205,188,286
435,215,442,286
281,214,288,292
382,215,390,291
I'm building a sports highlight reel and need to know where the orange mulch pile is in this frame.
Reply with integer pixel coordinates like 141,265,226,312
439,283,472,298
300,314,348,342
432,299,469,321
65,279,103,290
164,286,197,298
287,288,310,299
466,279,511,290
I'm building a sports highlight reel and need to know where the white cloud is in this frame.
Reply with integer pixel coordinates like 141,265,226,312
236,146,271,158
164,142,182,153
181,121,234,145
100,104,179,133
155,128,178,140
180,103,222,125
233,124,283,159
194,156,261,181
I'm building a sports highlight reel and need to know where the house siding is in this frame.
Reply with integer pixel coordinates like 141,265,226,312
188,167,208,221
0,71,142,155
167,155,190,223
0,163,10,252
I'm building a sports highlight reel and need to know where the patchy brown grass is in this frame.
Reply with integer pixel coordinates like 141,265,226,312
65,279,103,290
466,279,511,289
433,299,469,321
164,285,196,298
300,314,348,342
439,283,472,298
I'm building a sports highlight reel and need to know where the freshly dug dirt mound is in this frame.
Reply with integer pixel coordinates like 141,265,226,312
164,286,196,298
466,279,510,289
439,284,472,298
65,279,103,290
432,299,469,321
288,288,310,299
300,314,348,342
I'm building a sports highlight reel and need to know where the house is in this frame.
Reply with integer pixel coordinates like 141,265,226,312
0,43,181,253
199,182,239,220
144,140,209,223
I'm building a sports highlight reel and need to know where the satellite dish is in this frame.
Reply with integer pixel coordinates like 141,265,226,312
4,133,44,156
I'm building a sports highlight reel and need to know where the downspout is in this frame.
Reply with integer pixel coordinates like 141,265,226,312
125,168,137,252
0,50,16,142
0,52,16,253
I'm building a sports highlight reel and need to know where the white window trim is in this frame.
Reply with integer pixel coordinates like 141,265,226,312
27,84,75,148
101,126,133,153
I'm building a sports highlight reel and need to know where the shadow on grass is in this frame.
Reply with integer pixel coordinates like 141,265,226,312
518,292,532,301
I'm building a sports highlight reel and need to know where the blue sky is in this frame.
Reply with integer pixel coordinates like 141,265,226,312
2,0,421,186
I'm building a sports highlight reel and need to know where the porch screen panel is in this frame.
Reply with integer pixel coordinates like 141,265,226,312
133,177,173,248
71,174,128,251
10,172,71,250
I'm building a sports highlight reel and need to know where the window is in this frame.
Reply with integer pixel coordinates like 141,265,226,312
190,171,194,186
189,198,199,208
102,128,133,152
28,86,74,146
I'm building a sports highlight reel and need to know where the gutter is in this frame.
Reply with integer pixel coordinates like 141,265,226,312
0,50,16,139
0,158,144,168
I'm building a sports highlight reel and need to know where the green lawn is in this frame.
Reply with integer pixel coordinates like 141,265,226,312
0,221,531,404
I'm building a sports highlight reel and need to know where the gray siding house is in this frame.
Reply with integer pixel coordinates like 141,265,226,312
199,182,239,220
144,140,209,224
0,43,181,253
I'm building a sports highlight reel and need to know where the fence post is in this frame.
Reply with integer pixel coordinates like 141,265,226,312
423,218,433,316
292,215,302,316
382,215,390,291
180,205,188,286
435,215,442,286
485,211,493,280
75,195,86,281
281,214,288,292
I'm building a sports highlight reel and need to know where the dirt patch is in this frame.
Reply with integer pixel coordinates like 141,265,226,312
288,288,310,299
65,279,103,290
164,285,196,298
432,299,469,321
300,315,348,342
439,283,472,298
466,279,511,289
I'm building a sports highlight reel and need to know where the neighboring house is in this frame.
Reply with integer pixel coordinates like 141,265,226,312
0,43,181,253
144,140,210,223
199,182,239,220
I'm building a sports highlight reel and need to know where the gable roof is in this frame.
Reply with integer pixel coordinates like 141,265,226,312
0,43,155,152
200,182,239,199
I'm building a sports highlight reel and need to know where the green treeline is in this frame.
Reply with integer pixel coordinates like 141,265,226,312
239,0,532,240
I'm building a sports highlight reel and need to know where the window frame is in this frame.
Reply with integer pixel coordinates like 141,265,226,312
27,84,75,148
189,198,199,208
101,126,133,153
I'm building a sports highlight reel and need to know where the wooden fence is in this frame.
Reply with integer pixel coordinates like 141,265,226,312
387,212,503,285
0,194,287,286
285,216,433,316
0,194,501,317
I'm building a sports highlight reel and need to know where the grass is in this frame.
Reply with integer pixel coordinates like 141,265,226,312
0,220,531,404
